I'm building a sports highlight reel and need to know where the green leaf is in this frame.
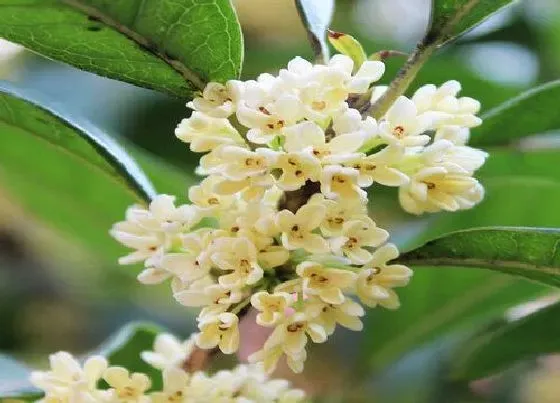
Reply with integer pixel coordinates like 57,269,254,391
0,355,42,401
452,301,560,380
428,0,515,45
295,0,334,63
0,81,192,264
327,30,367,70
471,80,560,147
0,0,243,98
362,179,555,371
400,227,560,288
94,322,164,390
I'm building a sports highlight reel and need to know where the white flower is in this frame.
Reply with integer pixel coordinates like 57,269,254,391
188,175,235,211
347,146,409,187
103,367,151,402
305,297,365,335
150,368,190,403
379,96,434,147
175,112,244,152
308,193,368,236
276,203,329,253
30,352,107,398
173,279,243,308
273,149,322,191
187,81,239,118
320,165,367,201
251,291,293,326
421,139,488,174
196,312,240,354
210,237,264,288
296,261,357,304
283,120,364,162
356,243,413,309
141,333,195,370
199,145,271,181
329,218,389,264
399,166,484,215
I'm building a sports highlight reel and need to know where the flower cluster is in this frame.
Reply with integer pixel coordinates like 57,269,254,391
111,54,487,372
31,333,304,402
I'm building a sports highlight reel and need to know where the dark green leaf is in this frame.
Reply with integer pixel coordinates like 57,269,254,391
295,0,334,63
0,0,243,98
94,322,164,390
471,80,560,147
400,227,560,287
0,355,42,401
0,81,192,263
428,0,515,45
362,178,555,371
452,301,560,380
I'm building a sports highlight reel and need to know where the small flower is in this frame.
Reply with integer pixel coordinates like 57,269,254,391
187,81,238,118
251,291,293,326
188,175,235,211
320,165,367,201
379,96,433,147
273,149,322,191
30,352,107,396
196,312,240,354
199,146,271,181
210,237,264,288
329,218,389,264
103,367,151,402
175,112,243,152
296,261,357,304
305,297,365,336
309,193,367,236
150,368,190,403
276,203,329,253
173,280,243,308
356,243,413,309
347,146,409,187
283,120,364,162
141,333,195,370
399,166,484,215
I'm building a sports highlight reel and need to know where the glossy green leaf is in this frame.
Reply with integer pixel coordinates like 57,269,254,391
94,322,165,390
0,355,42,401
400,227,560,287
471,80,560,147
362,179,555,371
295,0,334,63
428,0,515,45
0,0,243,98
452,301,560,380
0,82,193,263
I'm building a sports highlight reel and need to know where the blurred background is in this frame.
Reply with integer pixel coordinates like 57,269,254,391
1,0,560,401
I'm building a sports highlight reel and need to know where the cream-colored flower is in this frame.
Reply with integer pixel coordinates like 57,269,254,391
283,120,364,162
305,297,365,335
173,280,243,308
320,165,367,201
199,145,272,181
308,193,368,236
329,218,389,264
150,368,190,403
103,367,151,402
347,146,409,187
141,333,195,371
251,291,293,326
399,166,484,215
210,237,264,288
356,243,413,309
421,139,488,175
378,96,434,147
30,352,107,397
296,261,356,304
258,245,290,269
276,203,329,253
187,81,239,118
249,344,307,374
188,175,235,212
175,112,244,152
273,149,322,191
196,312,240,354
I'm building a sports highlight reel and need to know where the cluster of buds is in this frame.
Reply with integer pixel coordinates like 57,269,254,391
31,333,304,402
110,54,487,373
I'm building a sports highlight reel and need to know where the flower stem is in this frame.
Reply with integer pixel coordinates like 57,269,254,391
367,39,437,120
